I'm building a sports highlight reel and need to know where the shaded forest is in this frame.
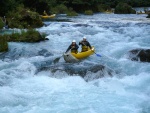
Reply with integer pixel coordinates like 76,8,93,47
0,0,150,16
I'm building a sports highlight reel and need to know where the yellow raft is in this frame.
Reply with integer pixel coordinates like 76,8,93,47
63,46,95,62
41,14,56,19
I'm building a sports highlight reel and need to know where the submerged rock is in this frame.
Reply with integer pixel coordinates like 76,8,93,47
128,49,150,62
39,62,115,81
0,48,53,60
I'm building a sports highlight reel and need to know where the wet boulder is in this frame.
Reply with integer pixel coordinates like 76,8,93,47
128,49,150,62
114,3,136,14
43,62,115,81
0,36,8,52
2,29,47,42
147,14,150,18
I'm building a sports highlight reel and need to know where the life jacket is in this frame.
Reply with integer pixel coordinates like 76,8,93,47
71,45,78,53
81,42,88,52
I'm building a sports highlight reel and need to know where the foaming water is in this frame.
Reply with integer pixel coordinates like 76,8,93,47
0,13,150,113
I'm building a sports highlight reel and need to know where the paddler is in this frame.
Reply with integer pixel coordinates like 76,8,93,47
66,40,79,53
79,37,92,52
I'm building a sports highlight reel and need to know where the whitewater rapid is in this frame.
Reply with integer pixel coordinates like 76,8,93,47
0,13,150,113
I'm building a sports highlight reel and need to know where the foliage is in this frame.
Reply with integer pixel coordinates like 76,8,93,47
6,5,43,29
1,0,150,20
0,0,20,16
114,3,136,14
67,11,78,16
84,10,93,15
3,29,46,42
97,4,111,12
51,4,68,14
0,18,4,29
0,35,8,52
21,0,57,14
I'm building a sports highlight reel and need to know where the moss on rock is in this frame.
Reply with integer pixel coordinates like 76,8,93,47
84,10,93,15
0,36,8,52
6,5,43,29
67,11,78,16
114,3,136,14
3,29,47,42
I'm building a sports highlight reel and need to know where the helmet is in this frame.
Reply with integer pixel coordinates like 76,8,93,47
83,37,86,39
72,40,76,43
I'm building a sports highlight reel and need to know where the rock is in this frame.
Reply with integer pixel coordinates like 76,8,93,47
128,49,150,62
114,3,136,14
147,14,150,18
84,10,93,15
0,36,8,52
67,11,78,16
3,29,47,42
39,62,115,81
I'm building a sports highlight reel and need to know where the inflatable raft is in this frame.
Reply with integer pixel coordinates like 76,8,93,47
41,14,56,19
63,46,95,62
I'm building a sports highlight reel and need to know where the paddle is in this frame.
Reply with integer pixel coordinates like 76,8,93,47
81,42,101,57
53,55,63,64
93,51,101,57
53,47,74,64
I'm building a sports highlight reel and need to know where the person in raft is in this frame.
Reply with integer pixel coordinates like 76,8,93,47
79,37,92,52
66,40,79,53
43,10,48,16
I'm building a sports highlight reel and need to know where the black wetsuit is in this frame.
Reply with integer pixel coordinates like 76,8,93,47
79,41,92,49
66,44,79,53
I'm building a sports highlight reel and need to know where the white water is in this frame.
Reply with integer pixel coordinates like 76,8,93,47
0,14,150,113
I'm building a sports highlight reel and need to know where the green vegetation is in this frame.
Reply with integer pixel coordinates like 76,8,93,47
67,11,78,16
1,0,150,17
114,3,136,14
84,10,93,15
97,4,111,12
0,18,4,29
6,5,43,29
51,4,68,14
3,29,46,42
0,29,47,52
0,35,8,52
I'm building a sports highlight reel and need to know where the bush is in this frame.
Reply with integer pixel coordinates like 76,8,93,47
67,11,78,16
114,3,136,14
0,18,4,29
0,36,8,52
97,4,111,12
84,10,93,15
51,4,68,14
5,29,47,42
6,5,43,29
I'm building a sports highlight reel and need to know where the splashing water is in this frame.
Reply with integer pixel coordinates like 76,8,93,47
0,13,150,113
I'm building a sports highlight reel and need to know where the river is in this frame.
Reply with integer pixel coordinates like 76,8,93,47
0,13,150,113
